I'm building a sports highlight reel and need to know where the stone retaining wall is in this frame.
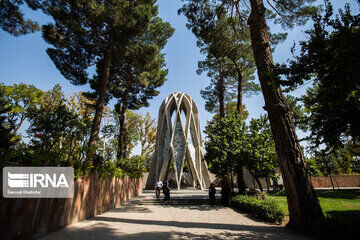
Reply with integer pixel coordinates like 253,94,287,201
0,171,143,240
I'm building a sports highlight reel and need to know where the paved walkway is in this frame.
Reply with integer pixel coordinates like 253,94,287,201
40,189,309,240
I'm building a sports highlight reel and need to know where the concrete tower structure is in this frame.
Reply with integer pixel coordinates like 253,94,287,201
146,92,211,190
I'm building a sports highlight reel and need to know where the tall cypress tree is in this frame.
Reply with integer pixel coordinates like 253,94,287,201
42,0,160,152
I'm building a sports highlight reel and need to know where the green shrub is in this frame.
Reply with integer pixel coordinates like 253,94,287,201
232,195,285,223
97,161,124,179
118,155,146,179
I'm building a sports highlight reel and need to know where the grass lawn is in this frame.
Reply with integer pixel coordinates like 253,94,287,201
269,189,360,216
269,189,360,239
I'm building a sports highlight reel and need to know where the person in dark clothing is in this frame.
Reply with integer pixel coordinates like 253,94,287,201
196,180,200,189
209,183,216,206
163,180,170,200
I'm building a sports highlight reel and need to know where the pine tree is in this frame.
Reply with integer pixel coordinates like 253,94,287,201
107,17,173,160
181,5,260,118
42,0,161,153
0,0,48,36
180,0,324,229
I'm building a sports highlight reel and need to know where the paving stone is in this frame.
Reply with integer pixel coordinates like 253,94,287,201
40,189,310,240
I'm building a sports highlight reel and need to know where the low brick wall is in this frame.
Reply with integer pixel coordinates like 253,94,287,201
311,175,360,188
0,171,143,240
243,170,360,190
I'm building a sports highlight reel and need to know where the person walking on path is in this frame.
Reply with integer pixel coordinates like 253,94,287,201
155,180,163,198
209,183,216,206
163,180,170,200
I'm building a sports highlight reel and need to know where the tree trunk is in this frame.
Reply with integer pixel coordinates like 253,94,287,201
333,175,340,190
88,36,113,149
247,0,324,229
102,135,106,158
117,103,128,161
234,62,243,115
13,117,25,134
237,73,243,114
237,167,247,194
230,59,243,115
218,63,225,118
329,174,335,191
249,171,263,192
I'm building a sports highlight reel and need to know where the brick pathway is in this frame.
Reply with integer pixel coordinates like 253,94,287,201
40,189,309,240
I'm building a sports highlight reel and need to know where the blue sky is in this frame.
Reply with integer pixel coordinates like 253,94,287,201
0,0,357,155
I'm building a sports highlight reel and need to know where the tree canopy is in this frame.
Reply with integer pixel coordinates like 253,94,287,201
42,0,170,150
277,1,360,148
180,0,324,228
0,0,48,36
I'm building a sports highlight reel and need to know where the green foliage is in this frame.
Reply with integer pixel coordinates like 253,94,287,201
181,0,325,227
180,0,319,29
123,111,142,157
232,194,285,223
73,159,92,179
285,95,307,132
108,14,173,159
310,143,360,178
205,113,277,188
25,85,90,167
210,102,249,124
43,0,159,86
247,115,278,181
118,155,146,179
109,15,174,111
204,113,248,177
0,83,45,137
268,0,319,29
139,112,157,170
108,110,142,160
42,0,172,148
99,110,157,171
0,84,96,177
180,2,260,117
98,161,124,179
0,0,47,36
0,86,16,159
277,1,360,148
305,158,322,177
0,82,145,180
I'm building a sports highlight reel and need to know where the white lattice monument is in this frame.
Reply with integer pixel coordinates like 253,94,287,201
146,92,211,190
